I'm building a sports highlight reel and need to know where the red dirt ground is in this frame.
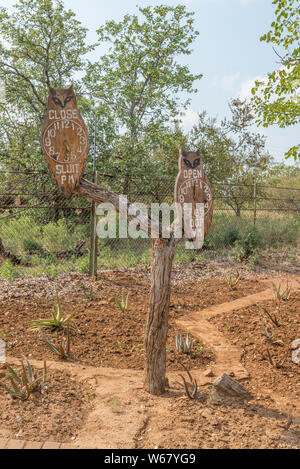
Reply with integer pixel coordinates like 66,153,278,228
0,268,299,449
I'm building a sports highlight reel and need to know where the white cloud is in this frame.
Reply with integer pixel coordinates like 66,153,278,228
176,108,199,130
237,65,292,102
236,75,266,101
212,72,240,92
0,80,5,104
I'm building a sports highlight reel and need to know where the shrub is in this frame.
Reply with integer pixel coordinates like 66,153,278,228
0,216,41,255
77,255,89,274
23,239,44,255
42,219,72,252
223,228,240,246
0,260,18,281
234,228,263,260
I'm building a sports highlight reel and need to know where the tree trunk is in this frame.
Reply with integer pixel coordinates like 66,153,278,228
144,237,177,395
52,194,61,222
236,206,241,217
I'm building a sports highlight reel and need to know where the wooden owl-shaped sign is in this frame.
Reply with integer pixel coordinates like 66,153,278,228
41,86,88,198
174,149,213,248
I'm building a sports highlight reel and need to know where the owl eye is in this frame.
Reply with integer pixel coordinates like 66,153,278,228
193,158,201,168
64,95,74,106
52,97,63,107
183,158,193,169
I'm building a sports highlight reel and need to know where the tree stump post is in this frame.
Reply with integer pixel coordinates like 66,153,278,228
144,237,178,395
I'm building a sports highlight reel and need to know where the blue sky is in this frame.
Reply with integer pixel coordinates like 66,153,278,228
1,0,299,163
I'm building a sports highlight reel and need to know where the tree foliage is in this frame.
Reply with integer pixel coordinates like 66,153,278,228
190,99,273,216
251,0,300,160
84,5,202,194
0,0,95,171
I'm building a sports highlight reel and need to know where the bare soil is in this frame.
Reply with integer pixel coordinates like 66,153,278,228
0,365,94,442
210,290,300,402
0,273,266,371
0,265,299,449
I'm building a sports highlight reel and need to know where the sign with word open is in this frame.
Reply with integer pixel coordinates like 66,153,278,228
174,149,213,249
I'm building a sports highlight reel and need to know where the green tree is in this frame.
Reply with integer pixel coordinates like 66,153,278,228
0,0,95,171
0,0,96,223
263,162,300,213
190,99,273,216
84,4,202,194
251,0,300,160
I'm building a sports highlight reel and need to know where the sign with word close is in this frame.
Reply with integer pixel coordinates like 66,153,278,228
174,149,213,249
41,86,88,198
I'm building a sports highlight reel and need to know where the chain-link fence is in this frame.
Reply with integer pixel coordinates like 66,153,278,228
0,169,299,279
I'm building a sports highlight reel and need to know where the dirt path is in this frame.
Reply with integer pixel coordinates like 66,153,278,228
176,276,300,385
2,274,300,449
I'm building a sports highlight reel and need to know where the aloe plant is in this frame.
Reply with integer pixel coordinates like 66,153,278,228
43,322,71,359
176,333,193,354
30,291,76,331
0,359,47,400
114,290,129,313
177,360,198,399
224,270,240,289
272,281,291,302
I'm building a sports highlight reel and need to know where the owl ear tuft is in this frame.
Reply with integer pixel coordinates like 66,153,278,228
179,147,187,157
49,87,56,96
67,85,74,92
196,148,200,156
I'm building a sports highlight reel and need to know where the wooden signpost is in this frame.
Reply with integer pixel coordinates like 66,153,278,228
41,95,214,396
174,148,213,247
41,86,89,198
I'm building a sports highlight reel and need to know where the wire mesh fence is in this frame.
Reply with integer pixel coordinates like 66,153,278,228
0,168,299,279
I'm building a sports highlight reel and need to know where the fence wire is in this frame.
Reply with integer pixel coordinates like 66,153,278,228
0,169,299,278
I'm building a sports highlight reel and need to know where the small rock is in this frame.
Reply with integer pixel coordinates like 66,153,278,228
292,349,300,365
214,373,251,398
204,369,214,377
291,339,300,350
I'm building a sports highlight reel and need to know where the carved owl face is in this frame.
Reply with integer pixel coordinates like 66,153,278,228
47,86,77,110
179,148,202,170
